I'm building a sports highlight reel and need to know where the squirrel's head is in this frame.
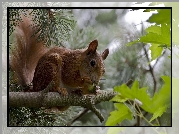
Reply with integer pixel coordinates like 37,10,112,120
80,40,109,85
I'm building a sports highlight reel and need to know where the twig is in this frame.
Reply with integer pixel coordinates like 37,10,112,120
135,101,154,126
142,44,157,96
126,79,134,86
155,118,160,126
67,108,89,126
128,99,155,126
137,116,140,126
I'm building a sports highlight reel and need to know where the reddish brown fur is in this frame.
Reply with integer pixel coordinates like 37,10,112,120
10,15,109,111
10,16,47,86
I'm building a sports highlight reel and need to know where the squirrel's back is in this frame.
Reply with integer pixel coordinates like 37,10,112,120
10,16,47,86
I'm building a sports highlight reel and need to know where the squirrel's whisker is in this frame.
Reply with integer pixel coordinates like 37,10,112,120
100,79,106,80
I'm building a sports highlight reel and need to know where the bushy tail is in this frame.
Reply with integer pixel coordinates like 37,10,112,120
10,15,47,86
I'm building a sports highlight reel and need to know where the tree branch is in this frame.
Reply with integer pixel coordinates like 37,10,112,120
9,90,117,122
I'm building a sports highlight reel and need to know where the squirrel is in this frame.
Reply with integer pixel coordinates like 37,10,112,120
10,15,109,111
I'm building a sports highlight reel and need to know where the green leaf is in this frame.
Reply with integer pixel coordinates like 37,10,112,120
146,25,161,34
150,106,167,122
107,127,125,134
113,77,171,114
126,40,139,46
139,32,164,44
143,9,157,12
140,24,170,47
114,81,153,113
161,24,171,47
151,76,171,113
147,9,171,25
150,43,163,60
105,103,132,126
110,94,128,103
126,24,171,48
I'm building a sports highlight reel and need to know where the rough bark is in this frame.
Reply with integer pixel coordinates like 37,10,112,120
9,90,117,122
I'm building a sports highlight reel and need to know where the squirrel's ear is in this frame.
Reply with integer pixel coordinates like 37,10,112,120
86,40,98,54
102,48,109,60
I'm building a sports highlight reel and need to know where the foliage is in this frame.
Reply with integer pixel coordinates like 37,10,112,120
9,9,76,47
106,76,170,126
95,9,117,25
127,9,171,61
105,103,132,126
147,9,171,26
65,25,99,49
106,8,171,126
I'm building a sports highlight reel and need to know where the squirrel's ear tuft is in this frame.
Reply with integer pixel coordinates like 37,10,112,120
102,48,109,60
87,40,98,54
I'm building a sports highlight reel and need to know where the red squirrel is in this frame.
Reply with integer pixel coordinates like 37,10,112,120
10,15,109,110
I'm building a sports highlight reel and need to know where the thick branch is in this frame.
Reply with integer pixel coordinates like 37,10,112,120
9,90,117,122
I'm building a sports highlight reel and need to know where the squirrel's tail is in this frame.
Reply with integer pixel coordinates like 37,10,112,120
10,15,47,86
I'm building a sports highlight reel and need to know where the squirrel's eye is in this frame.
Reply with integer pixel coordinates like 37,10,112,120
90,60,96,67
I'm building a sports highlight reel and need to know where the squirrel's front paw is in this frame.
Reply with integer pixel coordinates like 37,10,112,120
82,76,92,85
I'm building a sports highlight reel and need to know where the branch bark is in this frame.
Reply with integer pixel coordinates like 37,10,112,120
9,90,117,122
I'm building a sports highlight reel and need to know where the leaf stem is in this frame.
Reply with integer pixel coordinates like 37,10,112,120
128,98,156,126
135,100,154,126
155,118,160,126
